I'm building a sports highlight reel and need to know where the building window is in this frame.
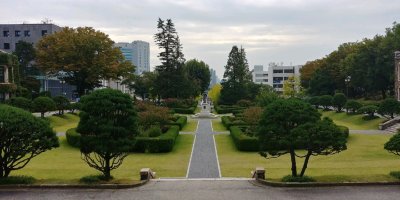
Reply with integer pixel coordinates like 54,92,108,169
273,69,283,73
273,77,283,83
284,69,294,73
3,43,10,49
41,30,48,36
24,30,31,37
3,31,9,37
15,30,21,37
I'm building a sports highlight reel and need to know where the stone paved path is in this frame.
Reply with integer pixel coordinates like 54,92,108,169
187,118,220,178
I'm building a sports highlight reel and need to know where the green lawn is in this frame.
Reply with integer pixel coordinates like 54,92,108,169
215,134,400,182
47,113,80,133
181,120,198,132
212,119,227,132
321,110,385,130
14,134,194,183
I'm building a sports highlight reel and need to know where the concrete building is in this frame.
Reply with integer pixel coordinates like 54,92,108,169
0,23,79,100
252,63,302,92
132,40,150,75
0,50,17,101
209,68,219,88
395,51,400,100
0,23,61,53
114,41,150,75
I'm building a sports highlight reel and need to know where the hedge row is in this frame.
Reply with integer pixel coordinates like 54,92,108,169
168,116,187,130
66,128,80,148
214,105,246,114
172,107,196,114
229,126,260,152
133,125,180,153
221,116,248,129
66,125,181,153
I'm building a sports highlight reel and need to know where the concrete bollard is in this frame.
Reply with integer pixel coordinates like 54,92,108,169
140,168,156,181
251,167,265,180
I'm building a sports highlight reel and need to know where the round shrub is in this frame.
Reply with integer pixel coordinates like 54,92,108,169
145,126,162,137
5,97,32,111
66,128,81,148
389,171,400,179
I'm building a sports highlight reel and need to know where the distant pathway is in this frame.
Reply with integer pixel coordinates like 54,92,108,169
349,130,392,134
187,104,221,178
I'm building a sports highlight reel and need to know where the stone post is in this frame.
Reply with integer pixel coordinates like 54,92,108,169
395,51,400,101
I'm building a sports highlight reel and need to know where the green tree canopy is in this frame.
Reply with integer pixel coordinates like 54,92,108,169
378,98,400,119
258,98,322,177
0,105,59,177
332,93,347,112
77,89,139,180
33,96,56,118
219,46,252,104
184,59,211,95
36,27,134,96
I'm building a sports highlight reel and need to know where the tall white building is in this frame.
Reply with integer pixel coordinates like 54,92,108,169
114,40,150,75
132,41,150,75
252,63,302,92
209,68,219,88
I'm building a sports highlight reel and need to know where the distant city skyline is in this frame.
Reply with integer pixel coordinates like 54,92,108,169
1,0,399,78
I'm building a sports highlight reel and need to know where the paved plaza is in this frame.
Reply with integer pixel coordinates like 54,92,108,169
1,180,400,200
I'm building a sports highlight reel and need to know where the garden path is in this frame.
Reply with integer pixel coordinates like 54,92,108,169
187,105,221,178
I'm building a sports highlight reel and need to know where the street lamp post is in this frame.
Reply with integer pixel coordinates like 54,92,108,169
345,76,351,97
116,80,120,90
60,80,65,96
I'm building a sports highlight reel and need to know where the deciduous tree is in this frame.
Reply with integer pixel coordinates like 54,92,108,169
36,27,134,96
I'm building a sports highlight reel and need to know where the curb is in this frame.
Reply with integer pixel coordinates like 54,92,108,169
0,179,148,190
256,179,400,187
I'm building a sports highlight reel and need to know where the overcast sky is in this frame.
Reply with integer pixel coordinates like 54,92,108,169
1,0,399,78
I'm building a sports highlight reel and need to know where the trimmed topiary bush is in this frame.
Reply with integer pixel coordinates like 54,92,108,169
389,171,400,179
0,176,36,185
145,126,162,137
5,97,32,111
134,125,180,153
172,107,196,114
230,126,259,151
66,128,81,148
168,116,187,130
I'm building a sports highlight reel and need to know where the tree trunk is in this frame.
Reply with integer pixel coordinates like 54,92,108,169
104,154,111,180
4,169,10,177
382,89,386,99
300,151,312,177
289,148,297,177
41,112,44,118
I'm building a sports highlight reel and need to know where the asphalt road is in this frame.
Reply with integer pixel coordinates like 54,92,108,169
1,180,400,200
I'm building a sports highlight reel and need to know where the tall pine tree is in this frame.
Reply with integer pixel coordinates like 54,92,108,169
220,46,252,104
154,18,189,99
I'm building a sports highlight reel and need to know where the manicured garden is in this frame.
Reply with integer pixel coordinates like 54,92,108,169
215,133,400,182
212,119,228,132
14,134,194,183
47,113,80,132
181,119,198,132
321,110,385,130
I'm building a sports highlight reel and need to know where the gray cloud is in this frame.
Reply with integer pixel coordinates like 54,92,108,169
1,0,399,78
